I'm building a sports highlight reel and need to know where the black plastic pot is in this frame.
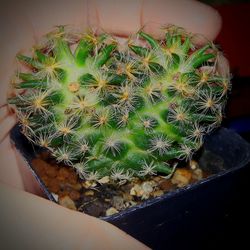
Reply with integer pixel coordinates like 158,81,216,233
10,125,250,249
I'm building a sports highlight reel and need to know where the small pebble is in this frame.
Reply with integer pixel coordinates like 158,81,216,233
84,190,95,196
130,181,156,199
112,196,124,210
130,184,142,196
159,179,174,192
142,181,155,193
153,176,164,182
98,176,110,184
141,182,155,199
192,168,203,181
152,190,164,197
122,193,133,202
106,207,119,216
171,168,192,188
125,201,137,208
82,181,97,189
190,160,199,170
59,196,77,210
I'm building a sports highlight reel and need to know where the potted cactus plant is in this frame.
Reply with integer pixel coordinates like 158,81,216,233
8,25,250,248
9,25,230,176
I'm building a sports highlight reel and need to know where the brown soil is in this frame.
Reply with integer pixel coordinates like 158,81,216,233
32,151,211,217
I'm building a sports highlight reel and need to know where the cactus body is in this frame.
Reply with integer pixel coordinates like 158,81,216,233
9,26,230,182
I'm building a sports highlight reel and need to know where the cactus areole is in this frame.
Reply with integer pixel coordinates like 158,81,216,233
8,26,231,183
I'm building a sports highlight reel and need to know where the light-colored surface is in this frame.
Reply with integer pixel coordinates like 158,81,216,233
0,182,149,249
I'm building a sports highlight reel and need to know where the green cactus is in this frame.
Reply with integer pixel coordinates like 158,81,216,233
8,25,230,183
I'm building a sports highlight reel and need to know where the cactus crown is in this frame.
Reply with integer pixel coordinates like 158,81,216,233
9,25,230,182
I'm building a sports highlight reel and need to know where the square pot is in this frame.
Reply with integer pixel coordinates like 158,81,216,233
10,125,250,249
